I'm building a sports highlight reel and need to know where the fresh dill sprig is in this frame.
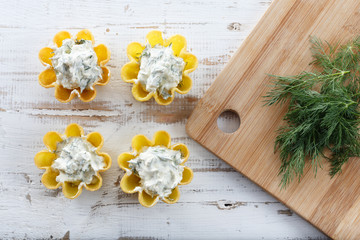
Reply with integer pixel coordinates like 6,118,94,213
264,36,360,188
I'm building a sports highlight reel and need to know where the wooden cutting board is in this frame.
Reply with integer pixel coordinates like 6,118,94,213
186,0,360,238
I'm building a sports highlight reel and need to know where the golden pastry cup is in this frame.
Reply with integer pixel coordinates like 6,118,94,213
39,29,111,103
34,123,112,199
118,131,193,207
121,30,198,105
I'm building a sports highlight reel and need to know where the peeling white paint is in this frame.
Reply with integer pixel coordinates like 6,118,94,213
0,0,328,239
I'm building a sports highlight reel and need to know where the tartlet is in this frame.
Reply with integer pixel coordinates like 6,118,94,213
118,131,193,207
121,30,198,105
34,123,112,199
38,29,111,103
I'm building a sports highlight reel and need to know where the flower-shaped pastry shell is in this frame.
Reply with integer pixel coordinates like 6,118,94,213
118,131,193,207
34,123,112,199
121,30,198,105
38,30,111,103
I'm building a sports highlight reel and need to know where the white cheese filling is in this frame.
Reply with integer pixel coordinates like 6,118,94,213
51,137,105,186
128,146,184,199
51,39,102,92
137,44,185,99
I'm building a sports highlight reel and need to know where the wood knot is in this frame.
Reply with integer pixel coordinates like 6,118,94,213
227,22,242,31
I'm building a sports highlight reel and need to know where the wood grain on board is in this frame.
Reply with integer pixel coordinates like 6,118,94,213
186,0,360,239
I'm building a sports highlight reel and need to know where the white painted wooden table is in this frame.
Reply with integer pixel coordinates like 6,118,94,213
0,0,329,239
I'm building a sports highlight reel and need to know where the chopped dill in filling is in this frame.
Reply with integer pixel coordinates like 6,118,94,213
136,44,185,99
52,137,105,185
128,146,184,199
51,39,102,92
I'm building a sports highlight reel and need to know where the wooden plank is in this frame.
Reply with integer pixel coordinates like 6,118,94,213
0,0,328,239
186,0,360,238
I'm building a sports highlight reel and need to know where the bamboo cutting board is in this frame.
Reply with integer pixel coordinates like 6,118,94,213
186,0,360,239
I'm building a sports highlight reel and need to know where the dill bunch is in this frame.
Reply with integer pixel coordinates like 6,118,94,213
265,36,360,188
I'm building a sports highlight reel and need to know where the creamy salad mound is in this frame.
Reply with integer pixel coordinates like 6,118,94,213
136,44,185,99
128,146,184,199
52,137,105,186
51,39,102,92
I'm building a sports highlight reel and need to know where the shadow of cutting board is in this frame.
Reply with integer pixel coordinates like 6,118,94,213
186,0,360,238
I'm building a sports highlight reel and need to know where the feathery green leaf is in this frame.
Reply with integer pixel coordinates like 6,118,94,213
265,36,360,188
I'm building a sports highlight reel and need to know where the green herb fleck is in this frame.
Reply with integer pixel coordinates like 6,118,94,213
75,39,86,45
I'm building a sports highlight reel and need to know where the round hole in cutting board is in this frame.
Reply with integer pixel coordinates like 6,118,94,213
217,110,240,133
